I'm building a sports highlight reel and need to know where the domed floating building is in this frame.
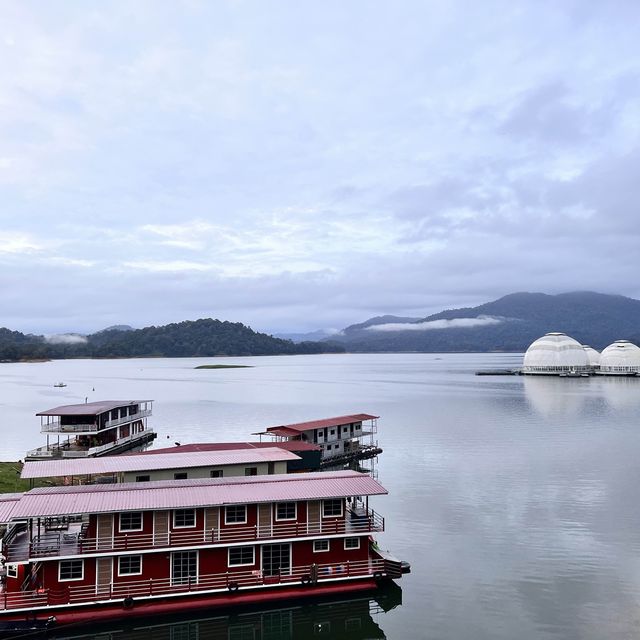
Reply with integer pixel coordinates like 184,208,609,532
522,332,590,376
582,345,601,373
597,340,640,376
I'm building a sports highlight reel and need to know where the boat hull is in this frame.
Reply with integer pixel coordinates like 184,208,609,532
0,576,382,629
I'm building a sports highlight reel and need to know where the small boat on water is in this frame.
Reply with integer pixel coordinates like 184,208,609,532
53,382,67,388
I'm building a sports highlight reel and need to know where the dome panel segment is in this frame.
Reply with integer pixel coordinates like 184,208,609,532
522,332,590,375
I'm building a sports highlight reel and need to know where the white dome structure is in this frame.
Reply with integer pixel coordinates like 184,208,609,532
597,340,640,376
522,332,590,375
582,345,600,371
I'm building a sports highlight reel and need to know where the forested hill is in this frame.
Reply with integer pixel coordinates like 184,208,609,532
0,319,345,361
324,292,640,352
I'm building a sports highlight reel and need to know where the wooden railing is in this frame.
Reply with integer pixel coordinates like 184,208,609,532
23,509,384,559
0,558,385,612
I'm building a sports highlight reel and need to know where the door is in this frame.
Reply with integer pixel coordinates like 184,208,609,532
262,543,291,577
96,514,113,551
95,557,113,597
154,511,169,546
307,501,321,534
258,503,272,538
204,507,219,542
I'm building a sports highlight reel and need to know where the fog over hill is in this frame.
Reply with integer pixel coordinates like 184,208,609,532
324,292,640,352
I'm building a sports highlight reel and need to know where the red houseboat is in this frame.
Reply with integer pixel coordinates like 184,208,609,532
0,470,404,630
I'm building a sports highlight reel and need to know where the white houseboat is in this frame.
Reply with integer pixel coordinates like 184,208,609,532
255,414,382,467
25,401,156,461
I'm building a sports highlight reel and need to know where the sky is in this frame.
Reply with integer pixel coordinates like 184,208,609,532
1,1,640,336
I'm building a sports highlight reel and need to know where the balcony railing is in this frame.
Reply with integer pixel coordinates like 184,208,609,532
40,409,151,434
0,558,386,612
18,509,384,560
26,429,155,459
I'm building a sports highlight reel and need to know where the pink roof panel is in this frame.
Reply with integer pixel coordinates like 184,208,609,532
21,448,300,479
0,493,24,524
10,471,387,519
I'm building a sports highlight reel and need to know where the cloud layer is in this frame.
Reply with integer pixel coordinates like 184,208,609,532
1,1,640,333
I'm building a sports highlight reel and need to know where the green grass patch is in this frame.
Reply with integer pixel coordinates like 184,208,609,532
194,364,253,369
0,461,53,494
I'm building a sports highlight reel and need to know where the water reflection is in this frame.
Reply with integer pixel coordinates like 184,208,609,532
523,375,640,417
49,584,402,640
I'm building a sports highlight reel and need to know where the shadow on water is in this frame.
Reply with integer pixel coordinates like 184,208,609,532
45,583,402,640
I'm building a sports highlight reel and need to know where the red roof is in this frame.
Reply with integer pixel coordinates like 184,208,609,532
137,441,321,455
264,414,379,434
9,471,387,519
37,400,152,417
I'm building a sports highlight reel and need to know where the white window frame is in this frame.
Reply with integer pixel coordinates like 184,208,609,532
118,555,143,576
119,511,143,532
313,539,330,553
6,564,18,578
344,537,360,550
322,499,343,518
225,504,247,525
275,502,297,522
228,545,255,567
210,469,223,478
173,509,196,529
59,559,84,582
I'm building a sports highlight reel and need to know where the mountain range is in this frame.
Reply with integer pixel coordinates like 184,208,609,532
322,291,640,352
1,291,639,361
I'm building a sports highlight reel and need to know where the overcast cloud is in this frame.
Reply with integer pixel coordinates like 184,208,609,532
1,1,639,334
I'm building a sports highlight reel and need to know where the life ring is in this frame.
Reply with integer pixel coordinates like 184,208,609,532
123,596,134,609
373,571,383,581
228,582,239,592
301,575,311,585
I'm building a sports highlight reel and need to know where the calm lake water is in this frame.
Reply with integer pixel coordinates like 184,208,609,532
2,353,640,639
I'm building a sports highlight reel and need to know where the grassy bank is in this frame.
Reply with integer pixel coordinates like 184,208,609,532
0,461,51,493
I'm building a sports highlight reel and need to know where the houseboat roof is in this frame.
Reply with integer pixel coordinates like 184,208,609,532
36,400,152,417
257,413,379,435
0,493,24,524
20,448,300,479
134,441,322,454
9,471,387,519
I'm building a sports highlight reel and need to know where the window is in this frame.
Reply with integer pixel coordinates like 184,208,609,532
275,502,296,521
344,537,360,550
6,564,17,578
313,539,330,553
136,475,150,482
330,429,335,436
322,499,342,517
225,505,247,524
174,472,188,480
244,467,258,476
118,555,142,575
343,426,348,433
171,551,198,585
210,469,223,478
59,559,84,581
120,512,143,531
228,546,255,567
174,509,196,528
